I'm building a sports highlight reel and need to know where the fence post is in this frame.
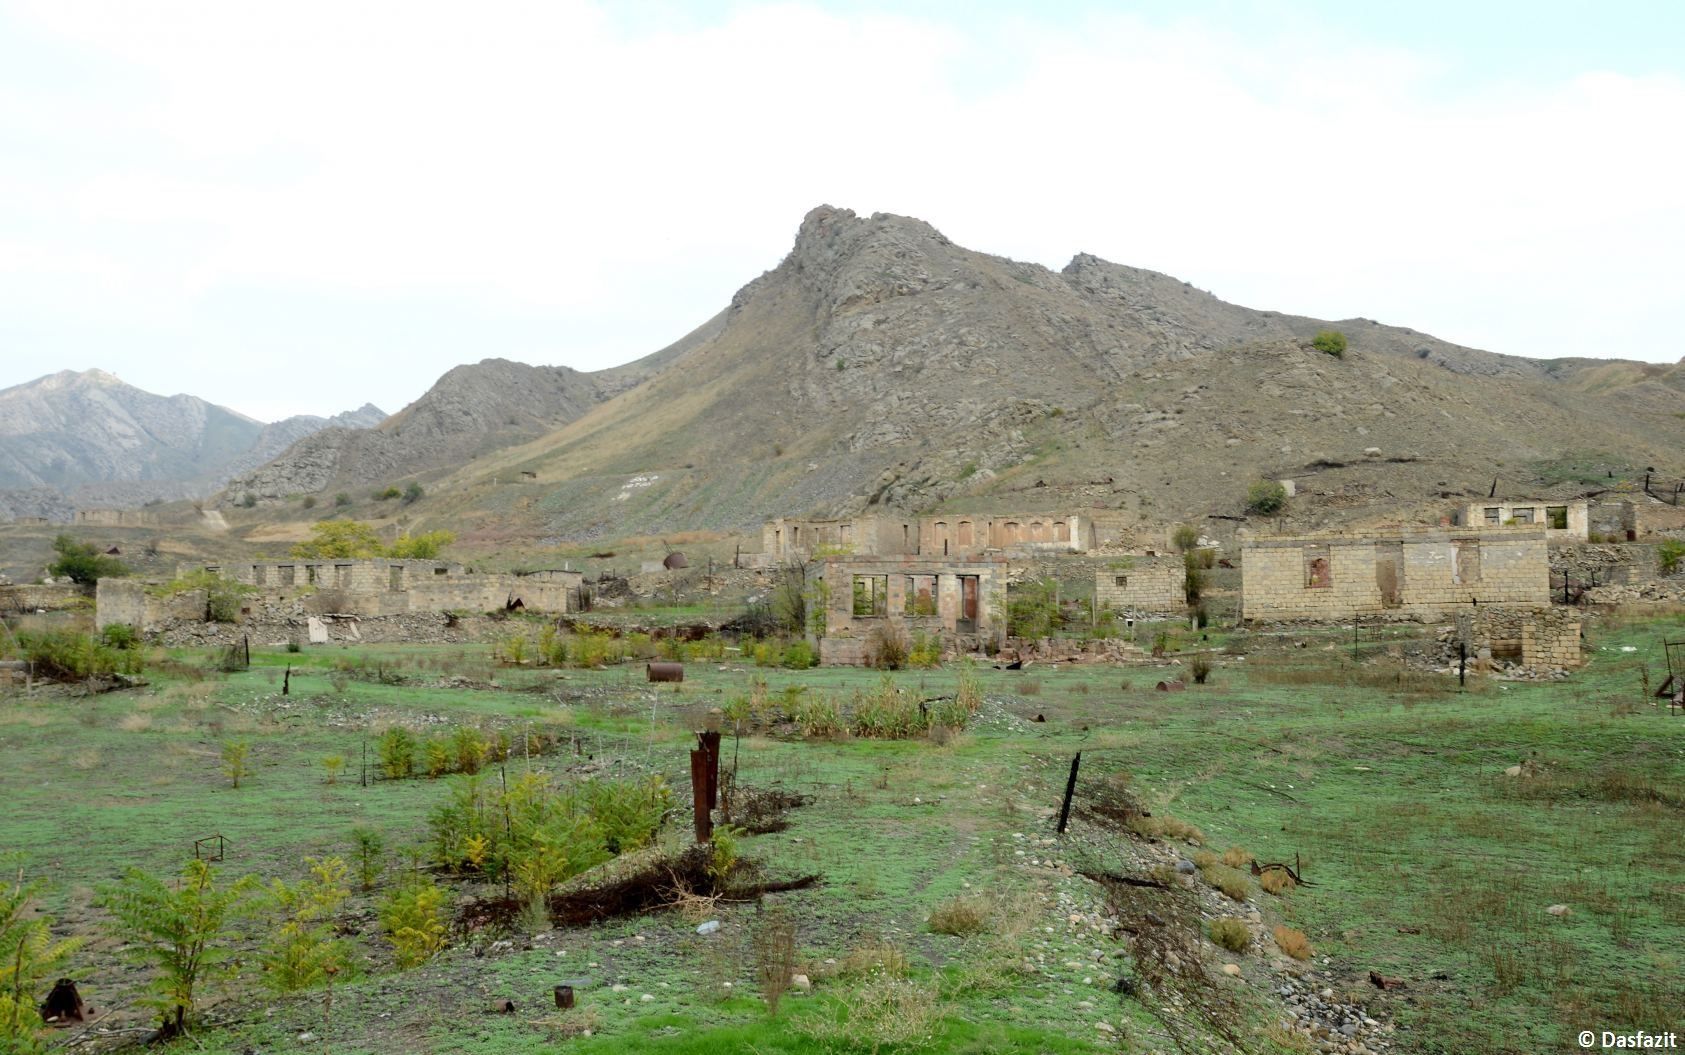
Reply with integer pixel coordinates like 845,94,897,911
1056,752,1081,835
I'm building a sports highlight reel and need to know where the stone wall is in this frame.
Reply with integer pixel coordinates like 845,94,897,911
1094,558,1185,616
74,509,157,527
95,578,206,630
1632,499,1685,537
1241,528,1549,621
1455,607,1582,670
0,583,87,613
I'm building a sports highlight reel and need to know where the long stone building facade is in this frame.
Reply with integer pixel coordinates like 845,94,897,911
759,512,1093,564
1240,528,1550,621
97,560,582,630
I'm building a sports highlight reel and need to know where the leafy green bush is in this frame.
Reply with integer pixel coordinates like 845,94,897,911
149,570,254,623
378,728,417,779
795,692,845,738
374,486,401,501
379,875,449,969
780,639,817,669
46,534,127,584
333,492,352,507
0,864,82,1054
262,857,353,992
98,859,258,1036
1312,329,1347,358
1246,479,1288,515
16,628,143,679
1659,538,1685,575
1171,524,1200,552
401,482,424,505
100,622,139,649
1005,578,1064,639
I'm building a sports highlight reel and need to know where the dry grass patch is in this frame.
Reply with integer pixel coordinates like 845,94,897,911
117,713,152,733
927,894,992,937
1221,847,1253,869
836,937,910,978
1273,925,1314,960
1259,868,1298,895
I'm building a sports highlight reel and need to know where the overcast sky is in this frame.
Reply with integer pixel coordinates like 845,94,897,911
2,0,1681,421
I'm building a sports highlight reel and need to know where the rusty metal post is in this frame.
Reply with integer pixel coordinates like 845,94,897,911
1056,752,1081,835
691,749,713,844
698,731,722,811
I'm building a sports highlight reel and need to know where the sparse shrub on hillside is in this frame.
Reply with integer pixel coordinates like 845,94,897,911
1247,479,1288,515
321,755,344,785
401,482,424,505
1660,538,1685,575
333,492,351,507
1259,868,1297,895
301,495,316,509
754,906,798,1016
1190,653,1213,684
1273,925,1314,960
374,487,401,501
1172,524,1201,552
1209,917,1251,953
1312,330,1347,358
1221,847,1253,869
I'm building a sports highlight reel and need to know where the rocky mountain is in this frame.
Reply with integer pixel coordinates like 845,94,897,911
389,205,1682,541
0,369,383,519
218,355,673,501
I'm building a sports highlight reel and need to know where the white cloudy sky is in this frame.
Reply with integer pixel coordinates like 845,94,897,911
2,0,1682,420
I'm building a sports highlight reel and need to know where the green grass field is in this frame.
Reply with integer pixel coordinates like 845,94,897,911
2,612,1681,1054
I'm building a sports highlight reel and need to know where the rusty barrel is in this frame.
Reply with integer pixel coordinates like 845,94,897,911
647,662,684,683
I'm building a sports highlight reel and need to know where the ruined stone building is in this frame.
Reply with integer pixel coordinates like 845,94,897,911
918,514,1093,558
1240,528,1550,621
758,512,1093,564
808,556,1006,665
97,559,582,630
1093,557,1186,616
760,516,916,563
1459,500,1588,540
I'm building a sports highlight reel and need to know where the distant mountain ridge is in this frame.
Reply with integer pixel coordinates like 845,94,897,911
405,205,1685,539
0,369,383,519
